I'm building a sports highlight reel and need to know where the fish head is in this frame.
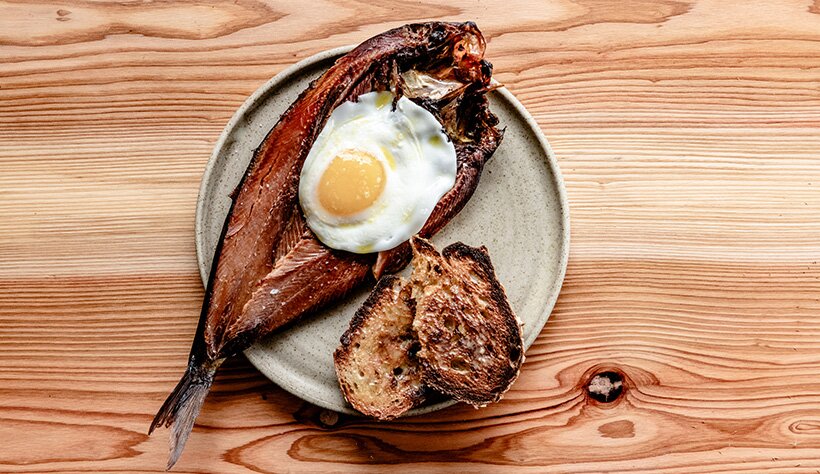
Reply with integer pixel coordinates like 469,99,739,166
412,21,489,85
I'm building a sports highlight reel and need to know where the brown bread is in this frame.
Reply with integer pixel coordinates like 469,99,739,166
409,238,524,407
335,237,524,417
334,276,427,420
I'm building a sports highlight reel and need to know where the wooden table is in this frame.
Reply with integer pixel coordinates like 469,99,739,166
3,1,820,472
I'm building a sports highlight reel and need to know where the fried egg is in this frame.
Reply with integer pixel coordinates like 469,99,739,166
299,91,457,254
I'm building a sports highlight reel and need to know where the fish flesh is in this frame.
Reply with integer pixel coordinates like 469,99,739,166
150,21,502,469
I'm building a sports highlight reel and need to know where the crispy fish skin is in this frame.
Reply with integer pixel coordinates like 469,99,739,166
150,21,501,470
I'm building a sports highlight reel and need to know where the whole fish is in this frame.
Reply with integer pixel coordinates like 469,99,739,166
150,21,502,469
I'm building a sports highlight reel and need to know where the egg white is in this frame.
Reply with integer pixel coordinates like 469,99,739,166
299,91,457,254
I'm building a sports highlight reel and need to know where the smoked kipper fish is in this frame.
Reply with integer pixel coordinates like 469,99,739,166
150,21,503,469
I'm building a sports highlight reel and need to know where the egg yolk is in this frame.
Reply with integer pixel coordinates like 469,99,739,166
318,149,386,216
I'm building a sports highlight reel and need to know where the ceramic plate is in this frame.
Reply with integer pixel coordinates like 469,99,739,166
195,46,569,416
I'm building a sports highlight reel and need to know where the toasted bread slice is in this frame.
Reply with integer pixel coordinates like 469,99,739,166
409,237,524,407
334,276,426,420
335,238,524,417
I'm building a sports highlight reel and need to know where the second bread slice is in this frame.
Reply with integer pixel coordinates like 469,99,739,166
409,237,524,407
334,276,427,420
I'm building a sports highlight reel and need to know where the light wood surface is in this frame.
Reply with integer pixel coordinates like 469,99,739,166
2,1,820,472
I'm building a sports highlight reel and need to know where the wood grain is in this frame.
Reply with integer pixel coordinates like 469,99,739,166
1,0,820,472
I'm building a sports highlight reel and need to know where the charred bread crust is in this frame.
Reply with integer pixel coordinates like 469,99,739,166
442,242,523,347
334,275,427,420
410,237,524,407
443,242,524,402
338,275,401,349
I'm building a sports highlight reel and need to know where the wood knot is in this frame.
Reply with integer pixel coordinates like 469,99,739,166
319,410,339,427
586,371,624,403
293,403,346,429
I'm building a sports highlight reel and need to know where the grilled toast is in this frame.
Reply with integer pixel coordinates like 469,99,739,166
409,237,523,407
334,276,427,420
335,237,523,417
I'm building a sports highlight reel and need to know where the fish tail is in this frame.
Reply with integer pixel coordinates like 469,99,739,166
151,199,229,469
149,355,221,470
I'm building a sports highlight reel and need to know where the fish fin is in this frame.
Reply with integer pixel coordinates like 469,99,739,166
149,357,221,470
273,210,308,262
226,236,373,340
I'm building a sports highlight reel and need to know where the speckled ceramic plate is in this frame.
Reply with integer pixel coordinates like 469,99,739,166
195,46,569,416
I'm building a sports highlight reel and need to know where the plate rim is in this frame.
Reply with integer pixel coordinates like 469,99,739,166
195,45,570,416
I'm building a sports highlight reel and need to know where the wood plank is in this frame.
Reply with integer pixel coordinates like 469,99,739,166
1,0,819,472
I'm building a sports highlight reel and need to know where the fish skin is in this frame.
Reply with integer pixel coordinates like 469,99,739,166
151,21,499,470
272,211,308,262
230,120,502,342
205,22,486,360
226,73,504,346
228,236,374,350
